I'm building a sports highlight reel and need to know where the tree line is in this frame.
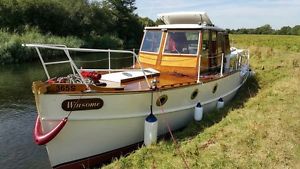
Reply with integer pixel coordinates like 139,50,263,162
0,0,155,49
227,24,300,35
0,0,298,64
0,0,157,64
0,0,298,48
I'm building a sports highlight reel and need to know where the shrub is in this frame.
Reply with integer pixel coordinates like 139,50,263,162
0,29,83,64
82,34,123,49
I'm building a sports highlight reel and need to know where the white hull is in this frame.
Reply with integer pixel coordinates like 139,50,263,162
37,72,246,167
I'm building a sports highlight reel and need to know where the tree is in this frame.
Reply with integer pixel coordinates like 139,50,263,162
155,18,164,25
277,26,292,35
139,17,156,27
255,24,274,34
291,25,300,35
104,0,143,48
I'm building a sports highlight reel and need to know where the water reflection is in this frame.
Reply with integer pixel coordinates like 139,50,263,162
0,62,50,169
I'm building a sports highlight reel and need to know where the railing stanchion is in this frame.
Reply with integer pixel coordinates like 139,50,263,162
108,49,111,73
133,52,150,88
132,48,135,68
35,47,50,79
220,53,224,77
247,49,250,67
63,49,91,91
197,54,202,83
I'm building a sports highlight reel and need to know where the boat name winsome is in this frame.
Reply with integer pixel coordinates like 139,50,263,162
62,98,104,111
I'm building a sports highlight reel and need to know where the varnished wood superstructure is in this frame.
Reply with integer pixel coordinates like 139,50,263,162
35,25,232,94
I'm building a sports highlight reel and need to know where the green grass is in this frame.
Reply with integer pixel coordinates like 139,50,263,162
231,34,300,52
102,35,300,169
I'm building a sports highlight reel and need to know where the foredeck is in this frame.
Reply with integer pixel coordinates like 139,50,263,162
38,70,228,95
123,72,197,91
122,70,231,91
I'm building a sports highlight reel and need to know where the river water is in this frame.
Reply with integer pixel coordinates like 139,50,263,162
0,62,51,169
0,52,133,169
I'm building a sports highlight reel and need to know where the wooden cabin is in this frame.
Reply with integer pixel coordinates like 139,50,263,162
138,12,231,79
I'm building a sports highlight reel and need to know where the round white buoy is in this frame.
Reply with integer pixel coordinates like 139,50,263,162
217,98,224,110
194,102,203,121
144,113,158,146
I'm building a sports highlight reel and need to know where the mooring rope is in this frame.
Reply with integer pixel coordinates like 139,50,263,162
154,89,190,169
66,94,84,118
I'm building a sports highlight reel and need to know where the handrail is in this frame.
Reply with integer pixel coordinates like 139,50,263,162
23,44,151,89
220,53,224,77
24,44,137,54
198,48,250,77
197,54,202,83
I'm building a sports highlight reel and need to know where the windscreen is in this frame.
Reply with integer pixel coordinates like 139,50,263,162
164,31,199,55
140,31,162,53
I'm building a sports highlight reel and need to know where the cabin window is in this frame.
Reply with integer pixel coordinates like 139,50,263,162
164,31,199,55
224,34,230,55
210,31,218,66
141,30,162,53
201,30,223,72
202,30,209,53
217,32,224,54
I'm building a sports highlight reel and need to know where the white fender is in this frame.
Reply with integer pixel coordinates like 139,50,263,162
144,113,158,146
194,102,203,121
217,98,224,110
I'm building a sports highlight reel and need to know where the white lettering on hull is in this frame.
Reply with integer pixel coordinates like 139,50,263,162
62,98,104,111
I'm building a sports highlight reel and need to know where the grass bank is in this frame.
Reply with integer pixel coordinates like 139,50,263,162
231,34,300,52
103,35,300,169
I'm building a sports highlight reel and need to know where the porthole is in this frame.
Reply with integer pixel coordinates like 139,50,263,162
212,84,218,94
191,89,198,100
156,94,168,106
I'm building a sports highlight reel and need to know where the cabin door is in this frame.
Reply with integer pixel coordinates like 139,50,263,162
201,30,219,73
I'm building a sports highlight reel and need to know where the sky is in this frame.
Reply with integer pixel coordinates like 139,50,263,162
135,0,300,29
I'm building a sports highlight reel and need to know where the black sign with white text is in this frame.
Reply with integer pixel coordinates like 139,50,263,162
62,98,104,111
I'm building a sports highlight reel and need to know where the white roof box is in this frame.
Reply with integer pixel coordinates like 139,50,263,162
158,12,213,25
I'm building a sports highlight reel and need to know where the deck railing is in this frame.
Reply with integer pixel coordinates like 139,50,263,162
22,44,150,90
197,49,250,83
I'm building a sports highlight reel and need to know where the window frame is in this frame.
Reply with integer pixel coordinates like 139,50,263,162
139,30,163,54
162,30,201,56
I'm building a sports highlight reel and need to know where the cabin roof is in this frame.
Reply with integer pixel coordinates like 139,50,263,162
158,11,212,25
146,11,224,32
145,24,224,31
